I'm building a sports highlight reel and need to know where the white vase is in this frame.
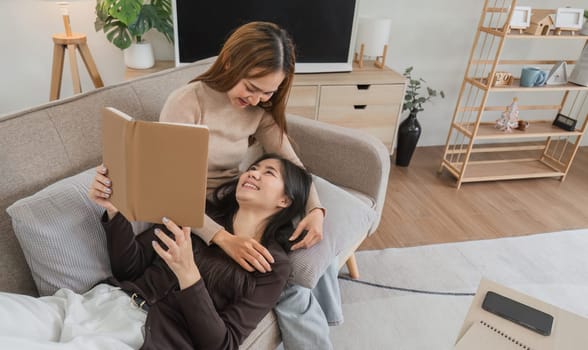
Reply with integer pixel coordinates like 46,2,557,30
124,42,155,69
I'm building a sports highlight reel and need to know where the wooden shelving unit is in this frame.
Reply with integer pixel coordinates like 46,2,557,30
439,0,588,188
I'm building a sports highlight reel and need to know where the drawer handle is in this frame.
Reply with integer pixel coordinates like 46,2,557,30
354,105,367,110
357,84,371,90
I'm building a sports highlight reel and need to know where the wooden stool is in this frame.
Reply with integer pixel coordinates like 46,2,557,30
50,33,104,101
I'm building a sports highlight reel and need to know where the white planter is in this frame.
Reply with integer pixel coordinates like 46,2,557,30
124,42,155,69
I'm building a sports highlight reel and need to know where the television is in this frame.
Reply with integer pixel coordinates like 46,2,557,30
172,0,360,73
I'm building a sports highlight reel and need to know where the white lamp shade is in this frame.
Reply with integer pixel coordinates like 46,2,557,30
42,1,73,15
355,17,392,57
42,0,85,15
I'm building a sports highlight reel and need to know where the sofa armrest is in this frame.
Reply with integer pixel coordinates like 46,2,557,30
286,114,391,233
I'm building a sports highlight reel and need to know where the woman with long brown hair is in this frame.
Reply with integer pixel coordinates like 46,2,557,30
160,21,341,349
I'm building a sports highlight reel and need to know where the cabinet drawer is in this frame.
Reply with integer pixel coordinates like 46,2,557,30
320,84,404,106
286,86,318,119
318,104,399,147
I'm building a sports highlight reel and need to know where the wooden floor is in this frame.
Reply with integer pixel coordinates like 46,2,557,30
358,146,588,251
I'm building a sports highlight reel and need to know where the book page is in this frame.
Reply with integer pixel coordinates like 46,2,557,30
102,107,133,219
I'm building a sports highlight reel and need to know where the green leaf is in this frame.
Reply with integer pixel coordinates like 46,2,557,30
107,0,143,26
401,66,443,115
103,19,133,49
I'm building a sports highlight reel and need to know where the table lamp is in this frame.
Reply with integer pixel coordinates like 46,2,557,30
354,17,392,69
46,0,104,101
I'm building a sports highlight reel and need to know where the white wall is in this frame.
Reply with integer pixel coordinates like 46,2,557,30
1,0,586,146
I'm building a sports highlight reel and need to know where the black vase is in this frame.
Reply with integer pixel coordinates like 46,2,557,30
395,111,422,167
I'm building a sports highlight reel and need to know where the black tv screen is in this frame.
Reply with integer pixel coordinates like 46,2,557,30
173,0,359,73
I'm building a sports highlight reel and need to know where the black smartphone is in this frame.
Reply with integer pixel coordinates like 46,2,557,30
482,291,554,336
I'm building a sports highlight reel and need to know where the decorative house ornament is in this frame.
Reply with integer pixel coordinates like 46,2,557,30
524,9,555,35
489,71,513,86
508,6,532,33
546,61,568,85
554,8,584,35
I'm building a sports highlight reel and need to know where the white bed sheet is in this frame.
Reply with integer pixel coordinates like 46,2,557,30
0,284,146,350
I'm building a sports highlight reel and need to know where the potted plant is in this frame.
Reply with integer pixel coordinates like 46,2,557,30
396,67,445,166
95,0,174,69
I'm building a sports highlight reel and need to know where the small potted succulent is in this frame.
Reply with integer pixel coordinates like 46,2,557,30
95,0,174,69
396,67,445,166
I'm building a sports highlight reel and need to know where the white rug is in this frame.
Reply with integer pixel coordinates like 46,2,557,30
330,229,588,350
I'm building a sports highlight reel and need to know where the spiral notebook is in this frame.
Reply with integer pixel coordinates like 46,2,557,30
454,278,588,350
455,320,531,350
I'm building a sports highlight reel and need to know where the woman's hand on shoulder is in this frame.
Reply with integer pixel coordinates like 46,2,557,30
87,165,119,219
213,229,275,273
290,208,324,251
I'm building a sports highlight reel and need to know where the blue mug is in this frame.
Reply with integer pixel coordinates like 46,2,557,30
520,67,547,87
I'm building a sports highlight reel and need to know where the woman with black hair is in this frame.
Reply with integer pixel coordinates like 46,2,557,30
88,153,312,349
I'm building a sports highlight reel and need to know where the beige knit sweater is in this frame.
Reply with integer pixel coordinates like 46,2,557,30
160,81,322,243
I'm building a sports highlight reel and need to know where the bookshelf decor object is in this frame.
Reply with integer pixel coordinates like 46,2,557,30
507,6,531,33
554,7,584,36
438,0,588,189
546,61,568,85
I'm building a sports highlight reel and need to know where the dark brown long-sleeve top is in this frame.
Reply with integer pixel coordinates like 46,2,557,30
102,212,292,350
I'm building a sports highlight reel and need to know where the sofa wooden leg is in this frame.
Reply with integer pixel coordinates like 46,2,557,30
346,254,359,279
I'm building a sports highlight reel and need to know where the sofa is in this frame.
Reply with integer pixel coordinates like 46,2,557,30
0,58,390,349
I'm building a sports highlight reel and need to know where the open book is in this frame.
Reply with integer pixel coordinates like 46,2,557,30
101,107,209,228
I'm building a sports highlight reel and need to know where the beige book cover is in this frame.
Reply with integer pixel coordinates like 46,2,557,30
102,107,209,228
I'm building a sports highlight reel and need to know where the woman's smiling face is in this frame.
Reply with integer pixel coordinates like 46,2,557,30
236,158,291,211
226,69,285,108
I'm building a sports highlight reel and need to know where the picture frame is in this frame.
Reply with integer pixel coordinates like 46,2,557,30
509,6,532,29
555,8,584,29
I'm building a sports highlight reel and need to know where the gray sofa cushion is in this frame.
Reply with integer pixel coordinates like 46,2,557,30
6,169,110,296
290,176,376,288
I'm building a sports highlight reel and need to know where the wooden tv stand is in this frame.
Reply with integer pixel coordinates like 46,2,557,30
287,62,407,154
